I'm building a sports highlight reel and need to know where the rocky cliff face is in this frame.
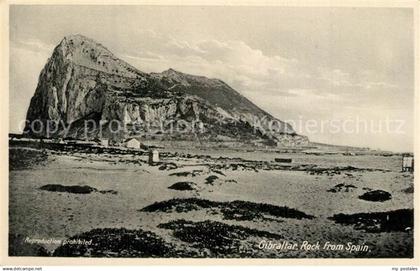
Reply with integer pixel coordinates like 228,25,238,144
24,34,309,147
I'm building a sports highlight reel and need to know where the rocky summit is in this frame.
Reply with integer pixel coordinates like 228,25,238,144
24,34,308,147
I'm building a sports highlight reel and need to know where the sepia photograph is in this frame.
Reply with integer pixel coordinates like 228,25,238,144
3,2,417,262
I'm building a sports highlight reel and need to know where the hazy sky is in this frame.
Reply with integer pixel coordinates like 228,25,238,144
9,5,414,151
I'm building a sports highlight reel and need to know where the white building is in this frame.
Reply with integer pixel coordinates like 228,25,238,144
402,155,414,172
148,150,160,164
100,139,109,147
125,138,141,149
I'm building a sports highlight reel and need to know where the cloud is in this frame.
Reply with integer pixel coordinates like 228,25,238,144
119,31,403,113
319,68,352,87
9,43,53,134
12,38,55,54
12,32,406,117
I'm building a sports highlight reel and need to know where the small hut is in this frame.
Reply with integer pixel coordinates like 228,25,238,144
402,154,414,173
125,138,141,149
100,139,109,147
148,150,160,165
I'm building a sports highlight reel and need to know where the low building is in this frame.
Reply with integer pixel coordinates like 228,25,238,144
402,155,414,173
100,139,109,147
125,138,141,149
274,158,292,163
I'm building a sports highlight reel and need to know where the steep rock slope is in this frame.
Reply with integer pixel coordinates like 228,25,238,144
24,34,308,147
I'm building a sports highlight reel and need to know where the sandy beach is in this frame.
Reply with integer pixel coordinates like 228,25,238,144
9,145,414,258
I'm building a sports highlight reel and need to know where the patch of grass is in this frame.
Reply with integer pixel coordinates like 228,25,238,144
358,190,391,202
98,189,118,195
169,170,203,177
158,162,178,170
307,166,387,176
205,175,219,185
9,234,50,256
40,184,118,195
221,207,263,221
141,198,217,213
53,228,176,257
226,200,315,220
140,198,315,221
327,183,357,193
9,148,48,170
402,184,414,194
168,182,197,191
158,219,282,255
39,184,97,194
329,209,413,233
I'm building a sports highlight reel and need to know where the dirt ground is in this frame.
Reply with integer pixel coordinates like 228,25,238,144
9,146,414,258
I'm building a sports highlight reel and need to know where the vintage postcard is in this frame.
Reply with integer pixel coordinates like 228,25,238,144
1,0,419,266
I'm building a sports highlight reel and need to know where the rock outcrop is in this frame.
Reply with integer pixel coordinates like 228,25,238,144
24,34,309,147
